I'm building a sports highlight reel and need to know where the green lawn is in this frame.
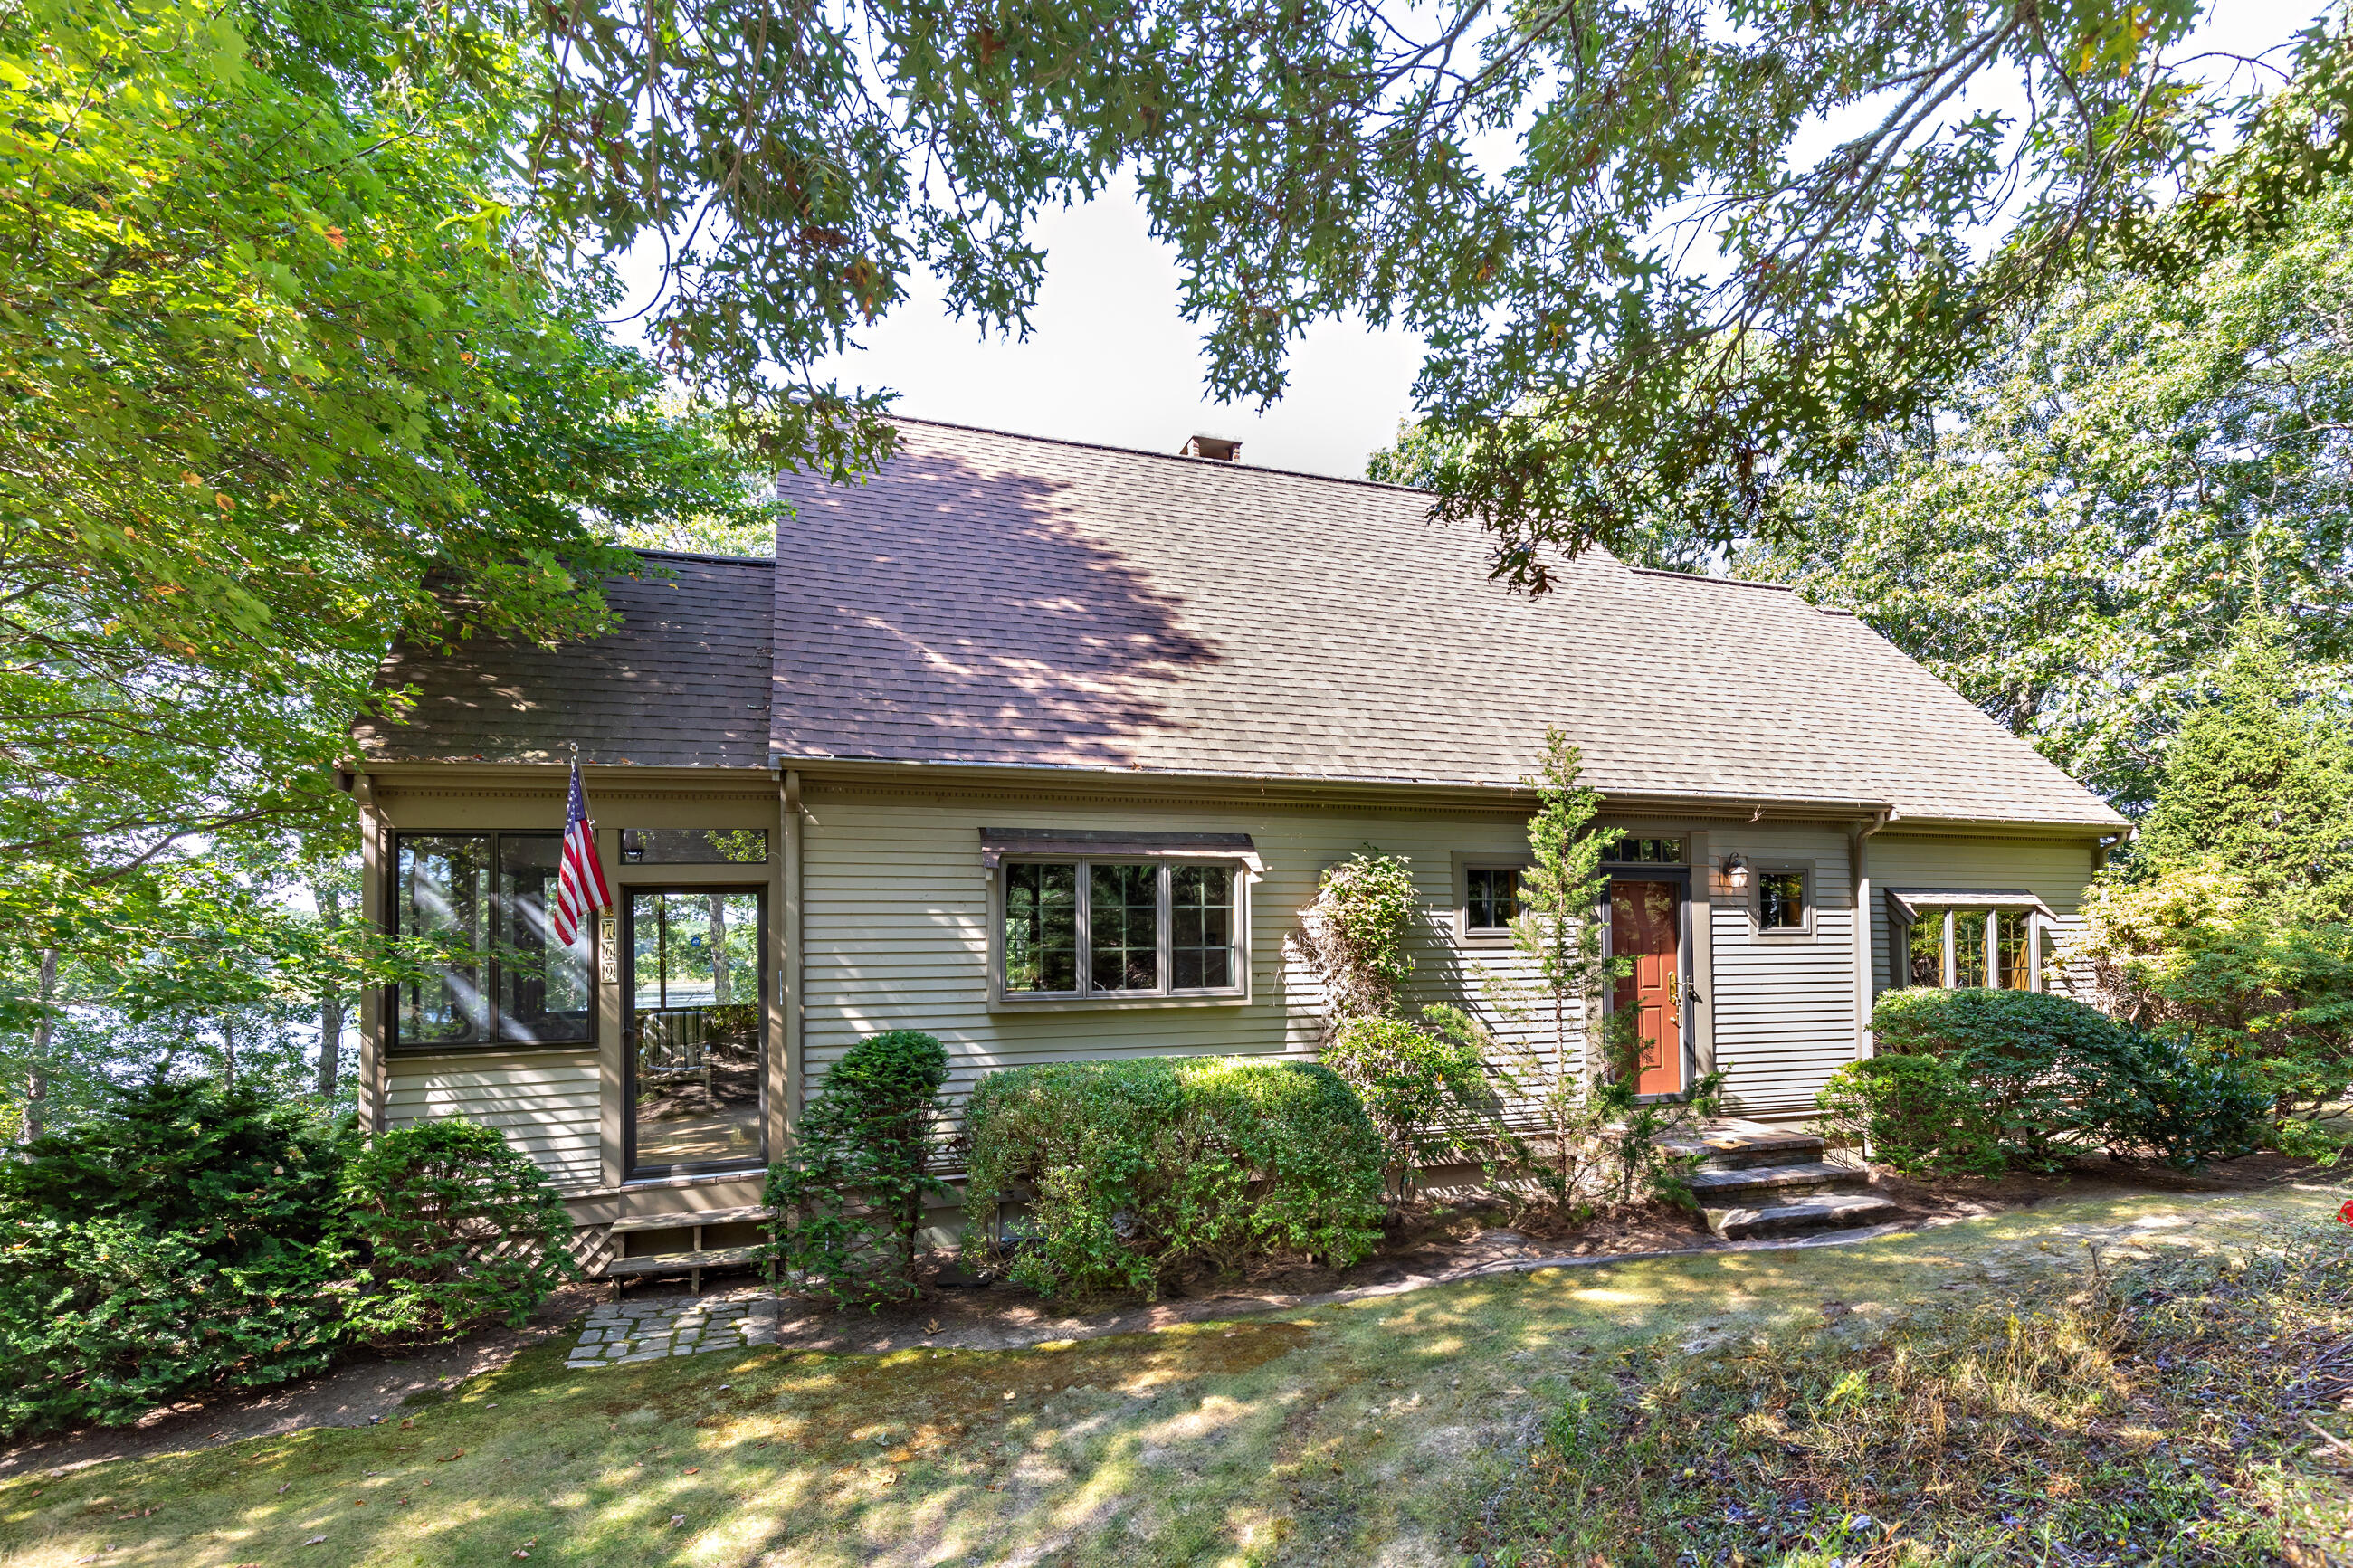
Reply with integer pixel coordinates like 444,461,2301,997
1,1184,2342,1568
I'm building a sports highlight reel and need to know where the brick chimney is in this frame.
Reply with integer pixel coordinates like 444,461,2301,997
1181,433,1241,461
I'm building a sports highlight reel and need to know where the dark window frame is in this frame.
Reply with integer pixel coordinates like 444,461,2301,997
993,856,1247,1003
387,832,598,1052
1464,865,1523,934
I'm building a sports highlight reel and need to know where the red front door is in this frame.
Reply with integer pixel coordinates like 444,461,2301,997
1611,879,1682,1096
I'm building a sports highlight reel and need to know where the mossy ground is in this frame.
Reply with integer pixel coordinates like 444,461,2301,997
0,1186,2342,1568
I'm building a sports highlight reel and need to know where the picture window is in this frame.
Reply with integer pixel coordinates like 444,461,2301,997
394,832,594,1048
999,859,1242,999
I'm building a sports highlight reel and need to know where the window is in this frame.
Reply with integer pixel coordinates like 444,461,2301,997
1756,869,1809,931
1610,837,1683,864
620,828,769,864
1895,904,2040,990
997,860,1243,999
395,833,594,1047
1465,866,1521,933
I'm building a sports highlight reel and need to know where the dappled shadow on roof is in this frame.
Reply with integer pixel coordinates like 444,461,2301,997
772,448,1220,768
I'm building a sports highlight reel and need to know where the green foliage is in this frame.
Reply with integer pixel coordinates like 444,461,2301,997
1321,1012,1499,1202
1816,1055,2015,1179
1842,989,2271,1173
0,0,773,1109
960,1057,1385,1301
767,1031,954,1309
1870,989,2111,1167
2136,624,2353,903
329,1120,576,1349
1739,190,2353,811
1296,850,1423,1021
0,1079,351,1434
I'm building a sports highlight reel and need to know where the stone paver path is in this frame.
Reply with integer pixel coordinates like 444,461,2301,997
566,1289,782,1368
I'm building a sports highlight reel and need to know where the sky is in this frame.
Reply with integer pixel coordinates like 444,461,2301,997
619,0,2321,482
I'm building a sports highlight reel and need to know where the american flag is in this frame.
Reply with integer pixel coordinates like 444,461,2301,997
551,760,612,947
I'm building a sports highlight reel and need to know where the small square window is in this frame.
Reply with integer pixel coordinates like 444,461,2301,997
1465,867,1520,932
1757,870,1808,931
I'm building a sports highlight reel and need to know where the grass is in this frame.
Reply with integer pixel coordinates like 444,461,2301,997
0,1184,2344,1568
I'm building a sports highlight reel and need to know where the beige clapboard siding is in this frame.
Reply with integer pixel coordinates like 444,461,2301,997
1702,828,1857,1117
800,791,1547,1111
384,1050,602,1193
1864,835,2097,997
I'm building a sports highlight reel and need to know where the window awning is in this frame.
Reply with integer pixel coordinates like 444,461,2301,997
1882,886,2058,923
979,828,1262,871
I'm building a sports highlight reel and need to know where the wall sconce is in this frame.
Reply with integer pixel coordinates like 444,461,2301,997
1721,852,1749,891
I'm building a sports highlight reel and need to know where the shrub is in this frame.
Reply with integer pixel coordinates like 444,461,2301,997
961,1056,1386,1300
1815,1054,2004,1177
0,1079,352,1435
1871,988,2110,1166
329,1118,576,1348
2066,1029,2271,1170
767,1030,953,1308
1850,988,2273,1173
1321,1012,1499,1200
1295,850,1423,1020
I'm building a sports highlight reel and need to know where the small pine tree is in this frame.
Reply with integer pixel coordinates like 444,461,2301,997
2138,618,2353,908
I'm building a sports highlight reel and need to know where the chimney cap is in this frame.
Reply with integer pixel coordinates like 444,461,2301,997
1181,433,1242,461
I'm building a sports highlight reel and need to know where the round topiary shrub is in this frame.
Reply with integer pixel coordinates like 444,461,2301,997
767,1030,953,1308
961,1055,1385,1301
329,1118,576,1348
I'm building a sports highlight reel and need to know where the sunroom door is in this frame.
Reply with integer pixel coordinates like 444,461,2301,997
624,889,766,1177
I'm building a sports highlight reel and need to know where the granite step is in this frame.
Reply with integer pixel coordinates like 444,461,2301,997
1685,1160,1872,1205
1704,1192,1902,1241
1656,1117,1832,1172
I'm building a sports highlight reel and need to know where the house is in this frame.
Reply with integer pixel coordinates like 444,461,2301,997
348,420,2129,1274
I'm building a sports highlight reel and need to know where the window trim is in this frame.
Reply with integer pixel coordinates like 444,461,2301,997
987,854,1253,1009
1748,861,1817,938
1888,896,2044,993
386,831,599,1054
1452,852,1532,945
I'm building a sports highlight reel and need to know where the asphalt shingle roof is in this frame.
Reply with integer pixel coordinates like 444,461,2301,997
357,422,2122,832
357,553,772,767
769,421,2125,829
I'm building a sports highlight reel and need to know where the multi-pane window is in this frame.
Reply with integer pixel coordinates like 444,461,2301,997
999,860,1243,998
1610,838,1683,864
1757,870,1808,930
1465,867,1521,932
395,832,593,1047
1899,906,2038,990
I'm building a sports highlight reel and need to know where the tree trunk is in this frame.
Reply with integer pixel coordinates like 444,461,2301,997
23,946,56,1143
221,1016,236,1091
317,885,343,1099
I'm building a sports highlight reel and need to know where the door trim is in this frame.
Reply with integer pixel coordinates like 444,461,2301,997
621,884,772,1183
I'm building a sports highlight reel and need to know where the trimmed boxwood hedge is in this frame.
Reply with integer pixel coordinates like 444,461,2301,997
960,1055,1386,1300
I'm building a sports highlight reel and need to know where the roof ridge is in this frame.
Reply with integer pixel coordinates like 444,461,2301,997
1627,566,1797,593
887,415,1434,498
624,547,777,567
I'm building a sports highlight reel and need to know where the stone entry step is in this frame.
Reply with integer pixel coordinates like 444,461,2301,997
1666,1117,1898,1241
1704,1191,1903,1240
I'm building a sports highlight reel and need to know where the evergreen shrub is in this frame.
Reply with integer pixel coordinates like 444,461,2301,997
0,1080,351,1434
329,1119,576,1347
767,1030,953,1308
960,1056,1385,1300
1820,989,2270,1173
1321,1012,1498,1200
